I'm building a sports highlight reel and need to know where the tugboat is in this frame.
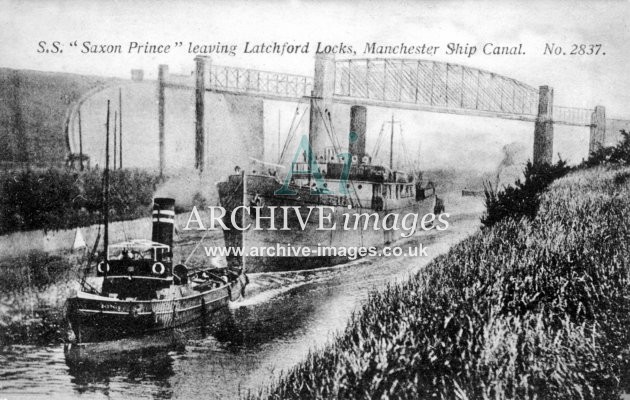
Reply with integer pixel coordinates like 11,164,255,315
217,103,443,273
66,198,248,344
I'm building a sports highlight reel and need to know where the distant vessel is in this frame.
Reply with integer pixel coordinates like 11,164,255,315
217,101,442,273
462,189,484,197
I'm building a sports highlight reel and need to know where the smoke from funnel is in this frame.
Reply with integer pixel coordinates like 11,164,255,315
495,142,528,188
154,170,219,212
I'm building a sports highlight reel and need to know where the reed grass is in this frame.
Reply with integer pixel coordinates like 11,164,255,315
0,250,80,345
254,165,630,399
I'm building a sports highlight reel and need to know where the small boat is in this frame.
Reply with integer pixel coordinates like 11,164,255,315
461,189,484,197
66,102,247,344
66,197,248,344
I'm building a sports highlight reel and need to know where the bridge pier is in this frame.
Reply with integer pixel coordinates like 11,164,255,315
195,56,209,172
533,85,554,165
309,54,336,164
157,64,168,176
589,105,606,154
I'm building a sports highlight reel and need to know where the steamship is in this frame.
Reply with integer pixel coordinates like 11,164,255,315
66,198,248,344
217,102,442,273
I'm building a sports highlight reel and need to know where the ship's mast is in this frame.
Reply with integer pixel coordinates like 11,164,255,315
119,88,123,169
113,111,117,171
104,100,110,260
241,169,247,272
389,114,395,170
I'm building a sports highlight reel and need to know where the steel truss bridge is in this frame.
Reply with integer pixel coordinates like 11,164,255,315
162,58,627,128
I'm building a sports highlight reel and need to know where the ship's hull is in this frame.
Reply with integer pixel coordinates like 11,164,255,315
217,174,437,272
66,274,247,343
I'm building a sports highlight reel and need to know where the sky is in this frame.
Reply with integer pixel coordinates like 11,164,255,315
2,0,629,171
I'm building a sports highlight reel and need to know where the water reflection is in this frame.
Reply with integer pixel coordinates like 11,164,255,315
0,196,483,399
66,346,176,398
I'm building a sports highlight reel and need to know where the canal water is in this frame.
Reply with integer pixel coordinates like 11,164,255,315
0,195,483,400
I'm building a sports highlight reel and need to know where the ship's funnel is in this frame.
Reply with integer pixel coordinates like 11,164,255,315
308,54,335,163
152,197,175,249
349,105,367,164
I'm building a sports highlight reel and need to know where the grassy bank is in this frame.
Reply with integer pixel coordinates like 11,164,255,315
255,166,630,399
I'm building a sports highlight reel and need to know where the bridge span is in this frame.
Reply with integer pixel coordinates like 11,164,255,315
153,55,630,173
58,55,628,174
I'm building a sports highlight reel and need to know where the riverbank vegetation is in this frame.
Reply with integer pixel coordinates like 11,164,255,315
256,133,630,399
482,131,629,229
0,167,162,234
482,159,571,228
0,251,80,345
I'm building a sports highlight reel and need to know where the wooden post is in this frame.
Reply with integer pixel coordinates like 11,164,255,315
158,65,168,176
113,111,117,170
389,114,395,170
533,85,554,165
78,108,84,171
589,105,606,154
195,57,207,172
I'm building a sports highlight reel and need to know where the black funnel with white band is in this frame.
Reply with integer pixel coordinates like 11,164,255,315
152,197,175,249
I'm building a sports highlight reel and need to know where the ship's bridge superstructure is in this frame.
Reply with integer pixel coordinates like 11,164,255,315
284,102,436,211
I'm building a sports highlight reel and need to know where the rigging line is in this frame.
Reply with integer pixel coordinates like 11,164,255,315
311,101,332,152
324,112,342,155
398,123,418,177
325,110,345,157
283,104,308,162
278,98,308,164
184,177,245,267
323,108,364,209
318,105,363,208
106,182,130,242
323,106,365,209
75,255,99,294
372,123,386,160
278,103,300,163
347,176,363,209
278,110,300,164
314,102,340,155
184,229,211,265
279,112,303,165
79,225,101,294
397,123,407,167
374,127,385,159
319,109,341,155
306,100,360,207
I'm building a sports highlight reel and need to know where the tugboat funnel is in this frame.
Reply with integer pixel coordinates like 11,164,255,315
152,197,175,248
